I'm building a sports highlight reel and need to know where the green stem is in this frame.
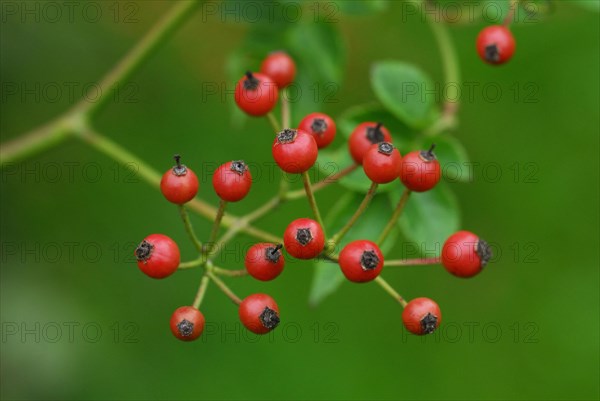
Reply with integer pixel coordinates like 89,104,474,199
425,4,460,112
80,128,162,185
82,0,200,118
285,164,358,200
206,226,242,259
320,251,339,263
207,270,242,305
244,195,282,222
503,0,519,26
192,274,210,309
212,266,248,277
207,196,282,260
411,0,460,136
374,276,408,307
330,182,378,245
266,113,282,133
79,127,280,244
385,257,441,267
0,1,200,166
302,171,326,235
178,257,205,269
0,116,79,165
377,189,411,246
178,205,203,252
206,200,227,253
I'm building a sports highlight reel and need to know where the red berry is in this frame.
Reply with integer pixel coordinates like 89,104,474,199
298,112,337,149
348,122,392,164
170,306,205,341
362,142,402,184
135,234,180,279
402,298,441,335
239,293,280,334
283,218,325,259
476,25,516,65
234,71,278,116
399,145,441,192
339,240,384,283
272,129,318,174
441,231,492,278
160,154,199,204
245,243,285,281
260,51,296,89
212,160,252,202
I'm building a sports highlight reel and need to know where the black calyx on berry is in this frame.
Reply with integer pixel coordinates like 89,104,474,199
366,122,385,144
296,228,313,246
177,319,194,337
477,238,493,267
243,71,260,90
311,118,327,134
172,154,188,176
135,240,154,262
259,307,280,330
230,160,248,175
277,128,298,144
420,313,438,334
266,244,283,263
485,44,500,63
378,142,394,155
419,144,437,162
360,250,380,271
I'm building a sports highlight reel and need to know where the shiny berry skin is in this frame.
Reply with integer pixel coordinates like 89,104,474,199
245,243,285,281
363,142,402,184
234,71,278,116
402,298,441,335
476,25,516,65
298,112,337,149
239,293,280,335
260,51,296,88
348,122,392,164
399,145,441,192
272,128,318,174
283,218,325,259
212,160,252,202
170,306,205,341
160,154,199,204
441,231,492,278
339,240,384,283
134,234,180,279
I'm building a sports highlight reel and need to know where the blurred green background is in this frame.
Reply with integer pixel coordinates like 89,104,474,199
1,1,598,400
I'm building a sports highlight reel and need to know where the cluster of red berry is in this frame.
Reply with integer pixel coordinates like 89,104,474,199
134,50,492,342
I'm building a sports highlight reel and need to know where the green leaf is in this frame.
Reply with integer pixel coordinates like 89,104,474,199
337,103,415,151
317,146,398,194
417,136,470,183
390,183,460,253
371,61,436,129
309,259,345,308
284,22,345,123
336,0,389,15
309,193,398,306
286,22,345,84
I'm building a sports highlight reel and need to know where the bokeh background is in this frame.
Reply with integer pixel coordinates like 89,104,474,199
1,1,599,400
